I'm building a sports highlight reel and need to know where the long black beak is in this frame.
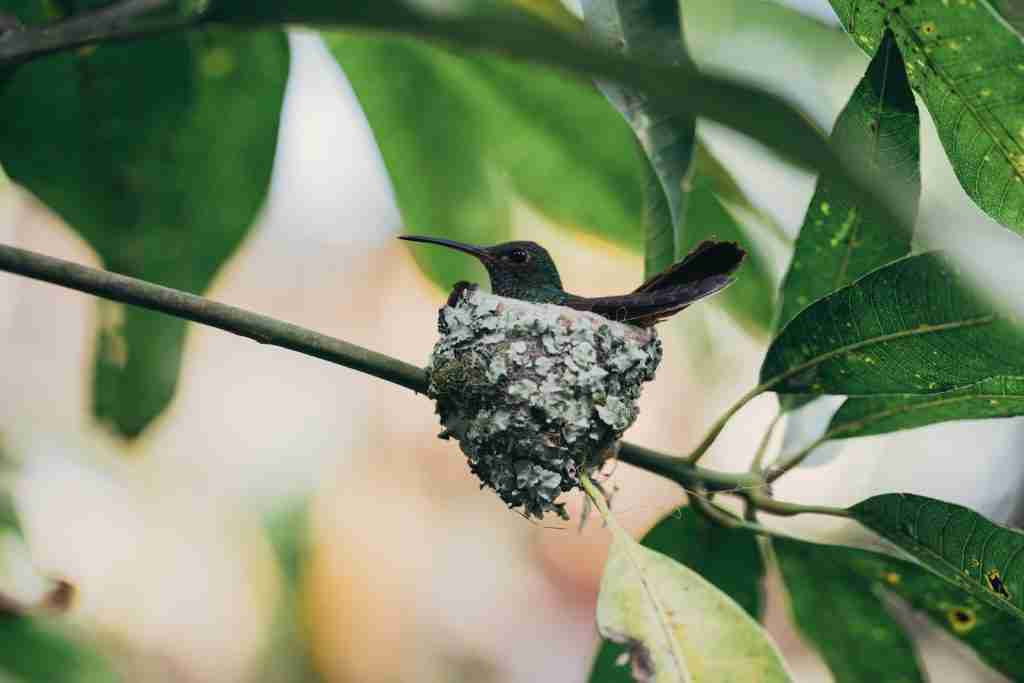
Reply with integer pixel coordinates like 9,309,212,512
398,235,494,262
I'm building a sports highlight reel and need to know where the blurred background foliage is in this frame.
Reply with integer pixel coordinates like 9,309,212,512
1,0,1024,681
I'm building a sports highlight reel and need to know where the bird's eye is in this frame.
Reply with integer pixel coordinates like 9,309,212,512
507,249,530,264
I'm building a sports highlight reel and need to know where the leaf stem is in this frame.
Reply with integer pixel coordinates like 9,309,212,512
745,488,849,518
616,441,849,519
749,408,782,474
685,384,765,463
765,436,828,483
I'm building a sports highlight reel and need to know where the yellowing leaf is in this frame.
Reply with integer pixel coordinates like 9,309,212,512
583,477,791,683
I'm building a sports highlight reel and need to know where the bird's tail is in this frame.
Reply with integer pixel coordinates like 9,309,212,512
633,240,746,294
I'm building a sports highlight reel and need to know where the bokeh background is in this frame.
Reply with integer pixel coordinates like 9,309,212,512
0,0,1021,681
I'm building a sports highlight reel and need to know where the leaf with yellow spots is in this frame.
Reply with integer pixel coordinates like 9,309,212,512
852,494,1024,621
777,29,919,333
829,0,1024,236
823,375,1024,440
774,28,919,422
760,252,1024,396
582,477,790,683
776,536,1024,681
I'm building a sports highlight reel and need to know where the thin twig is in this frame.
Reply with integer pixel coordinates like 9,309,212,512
749,408,783,474
685,384,765,464
764,435,828,483
745,488,850,518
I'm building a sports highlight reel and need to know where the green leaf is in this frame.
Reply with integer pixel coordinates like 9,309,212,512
0,616,117,682
993,0,1024,35
0,27,287,437
776,30,919,332
208,0,910,235
827,0,1024,236
774,537,923,683
779,537,1023,682
0,496,117,683
582,479,789,683
826,375,1024,440
639,151,676,281
852,494,1024,621
681,147,776,333
262,503,325,683
326,34,512,288
863,546,1024,681
327,34,651,286
463,56,646,248
581,0,697,279
760,252,1024,396
589,507,765,682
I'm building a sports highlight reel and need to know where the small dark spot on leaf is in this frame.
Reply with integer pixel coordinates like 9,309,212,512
946,607,977,633
45,580,74,612
604,632,655,682
986,569,1011,599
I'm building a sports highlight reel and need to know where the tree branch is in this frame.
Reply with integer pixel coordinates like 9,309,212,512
0,242,847,520
0,0,195,67
0,243,429,394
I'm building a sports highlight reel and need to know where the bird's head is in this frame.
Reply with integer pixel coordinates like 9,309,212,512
399,236,563,296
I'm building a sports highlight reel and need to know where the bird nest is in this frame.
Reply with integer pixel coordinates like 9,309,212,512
427,285,662,519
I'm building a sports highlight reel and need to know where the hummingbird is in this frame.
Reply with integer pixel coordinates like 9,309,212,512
398,236,745,327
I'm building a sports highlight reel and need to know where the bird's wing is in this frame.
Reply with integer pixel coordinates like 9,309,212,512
561,275,735,325
633,240,746,294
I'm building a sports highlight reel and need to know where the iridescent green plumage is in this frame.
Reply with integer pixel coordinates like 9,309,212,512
399,236,745,326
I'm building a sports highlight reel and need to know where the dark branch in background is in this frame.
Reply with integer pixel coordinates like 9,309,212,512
0,0,191,67
0,0,914,243
0,242,848,519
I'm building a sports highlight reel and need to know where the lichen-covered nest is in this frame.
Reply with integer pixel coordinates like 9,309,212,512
427,285,662,519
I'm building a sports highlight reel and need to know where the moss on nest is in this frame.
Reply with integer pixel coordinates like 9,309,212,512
427,285,662,519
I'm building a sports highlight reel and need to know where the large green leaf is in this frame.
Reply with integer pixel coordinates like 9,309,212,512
776,30,919,332
0,22,287,437
0,616,117,682
760,252,1024,396
587,494,789,683
207,0,911,235
864,545,1024,681
828,0,1024,235
326,34,513,288
852,494,1024,620
773,29,920,431
779,537,1024,681
326,33,650,287
580,0,696,279
589,507,765,682
825,375,1024,439
774,538,923,683
462,56,646,247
